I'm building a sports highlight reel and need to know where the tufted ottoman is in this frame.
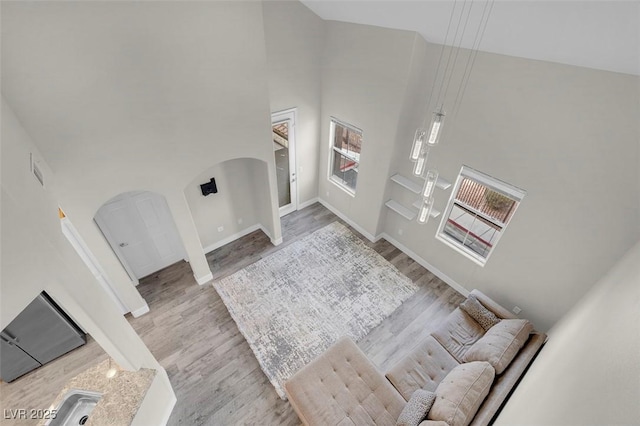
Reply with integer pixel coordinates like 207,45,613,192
284,336,406,425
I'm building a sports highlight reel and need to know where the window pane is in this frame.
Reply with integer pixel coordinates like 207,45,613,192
444,204,502,260
455,178,518,224
333,122,362,159
331,151,358,191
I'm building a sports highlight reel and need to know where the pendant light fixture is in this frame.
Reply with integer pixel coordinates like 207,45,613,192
409,0,494,224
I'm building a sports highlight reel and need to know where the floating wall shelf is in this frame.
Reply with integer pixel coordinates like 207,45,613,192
385,200,416,221
385,199,441,220
390,173,452,193
390,174,421,193
411,200,442,218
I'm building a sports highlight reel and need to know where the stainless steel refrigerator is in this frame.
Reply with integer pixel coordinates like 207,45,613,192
0,292,86,382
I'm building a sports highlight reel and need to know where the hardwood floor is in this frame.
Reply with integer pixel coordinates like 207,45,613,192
0,203,464,425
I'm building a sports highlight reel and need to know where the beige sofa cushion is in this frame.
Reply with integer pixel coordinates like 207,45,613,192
386,336,460,400
431,308,485,362
427,361,495,426
462,319,533,374
396,390,436,426
284,336,406,426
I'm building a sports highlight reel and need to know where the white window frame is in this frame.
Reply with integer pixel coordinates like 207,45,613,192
436,165,526,266
328,117,362,196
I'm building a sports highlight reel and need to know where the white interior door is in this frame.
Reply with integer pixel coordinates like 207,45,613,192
95,192,186,280
271,109,298,217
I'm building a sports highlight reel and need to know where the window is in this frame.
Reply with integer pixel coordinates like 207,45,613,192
329,118,362,194
436,166,526,266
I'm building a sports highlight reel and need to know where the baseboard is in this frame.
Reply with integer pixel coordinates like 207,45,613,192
257,225,283,246
317,198,381,242
379,232,469,297
202,224,261,254
159,392,177,426
202,224,261,253
131,302,150,318
297,197,319,210
195,272,214,286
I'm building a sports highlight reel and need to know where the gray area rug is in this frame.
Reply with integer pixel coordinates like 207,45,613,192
213,222,418,399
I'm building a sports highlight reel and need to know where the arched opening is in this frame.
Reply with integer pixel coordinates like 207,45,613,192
184,157,276,257
94,191,187,282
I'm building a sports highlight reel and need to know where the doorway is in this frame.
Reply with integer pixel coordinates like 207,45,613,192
60,210,129,314
94,191,186,281
271,109,298,217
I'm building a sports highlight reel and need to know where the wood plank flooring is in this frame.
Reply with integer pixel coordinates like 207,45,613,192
0,202,464,426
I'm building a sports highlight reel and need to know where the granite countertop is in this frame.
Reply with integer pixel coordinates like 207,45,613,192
40,359,156,426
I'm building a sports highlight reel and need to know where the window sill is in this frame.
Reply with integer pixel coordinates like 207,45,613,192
328,176,356,197
435,233,488,267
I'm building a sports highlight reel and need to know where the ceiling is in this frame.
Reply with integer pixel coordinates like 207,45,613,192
301,1,640,76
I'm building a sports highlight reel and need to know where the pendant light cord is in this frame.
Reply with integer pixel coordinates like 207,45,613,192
435,0,472,110
451,0,495,120
423,0,458,129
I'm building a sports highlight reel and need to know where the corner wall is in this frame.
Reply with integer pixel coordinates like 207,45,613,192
384,47,640,331
317,21,417,239
263,0,325,207
495,240,640,425
1,1,281,292
1,97,164,376
184,158,273,252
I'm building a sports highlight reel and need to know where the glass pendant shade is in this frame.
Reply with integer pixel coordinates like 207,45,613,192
413,154,426,177
417,198,434,224
422,170,439,198
410,128,427,161
427,110,445,146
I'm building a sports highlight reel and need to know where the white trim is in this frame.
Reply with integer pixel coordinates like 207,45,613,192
158,392,177,426
202,224,261,254
258,225,282,246
328,176,357,197
131,302,150,318
436,165,525,266
61,217,129,314
379,232,469,297
297,197,319,210
436,233,487,267
272,108,298,217
460,165,527,201
317,198,381,242
195,272,214,286
327,118,361,196
259,224,272,240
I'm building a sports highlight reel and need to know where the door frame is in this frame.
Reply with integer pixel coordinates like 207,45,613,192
271,108,298,217
94,191,186,282
61,216,130,314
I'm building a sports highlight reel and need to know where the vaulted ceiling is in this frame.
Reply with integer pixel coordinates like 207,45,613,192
301,0,640,76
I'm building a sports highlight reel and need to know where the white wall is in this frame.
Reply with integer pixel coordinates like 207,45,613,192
384,47,640,331
495,240,640,425
1,97,167,377
263,1,324,207
185,158,271,252
1,1,281,292
318,22,417,239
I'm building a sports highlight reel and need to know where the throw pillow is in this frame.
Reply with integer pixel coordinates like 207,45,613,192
427,361,495,426
460,294,500,331
463,319,533,374
396,389,437,426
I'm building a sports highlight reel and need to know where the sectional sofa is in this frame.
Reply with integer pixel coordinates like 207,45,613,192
284,289,547,425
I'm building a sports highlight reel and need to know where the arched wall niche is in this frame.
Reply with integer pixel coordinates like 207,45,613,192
184,157,280,258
